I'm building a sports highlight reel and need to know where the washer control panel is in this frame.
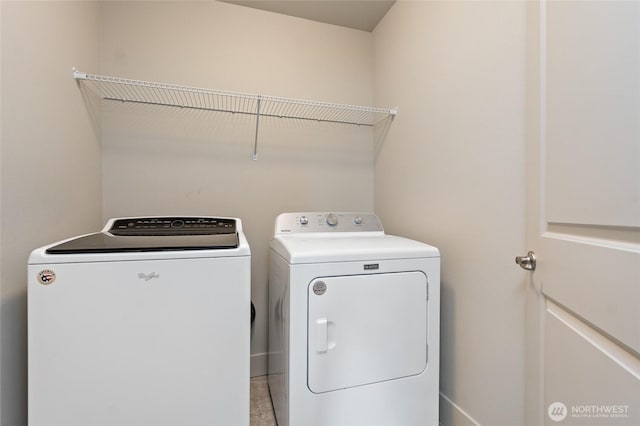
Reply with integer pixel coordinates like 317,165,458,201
109,217,236,236
275,212,383,234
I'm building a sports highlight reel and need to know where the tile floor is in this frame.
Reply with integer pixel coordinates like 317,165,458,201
250,376,277,426
250,376,444,426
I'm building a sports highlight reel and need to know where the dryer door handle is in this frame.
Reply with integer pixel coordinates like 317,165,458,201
315,318,328,352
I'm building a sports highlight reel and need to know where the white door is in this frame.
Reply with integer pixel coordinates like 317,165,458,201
307,272,428,393
525,1,640,425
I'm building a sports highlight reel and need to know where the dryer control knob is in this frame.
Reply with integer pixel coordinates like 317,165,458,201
326,214,339,227
353,216,363,225
299,216,309,226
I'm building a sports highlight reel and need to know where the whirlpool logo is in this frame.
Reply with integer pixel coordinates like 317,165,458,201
138,272,160,282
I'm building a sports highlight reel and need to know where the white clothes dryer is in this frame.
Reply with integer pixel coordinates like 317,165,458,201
28,216,251,426
268,212,440,426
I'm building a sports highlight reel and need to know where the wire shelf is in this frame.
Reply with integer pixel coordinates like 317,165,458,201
73,68,397,159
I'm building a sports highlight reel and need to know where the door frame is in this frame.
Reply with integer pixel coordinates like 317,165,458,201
525,1,545,424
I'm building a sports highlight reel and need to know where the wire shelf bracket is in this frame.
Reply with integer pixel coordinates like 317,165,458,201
73,68,397,160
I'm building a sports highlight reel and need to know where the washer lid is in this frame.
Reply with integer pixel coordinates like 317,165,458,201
46,217,239,254
270,234,439,264
45,232,239,255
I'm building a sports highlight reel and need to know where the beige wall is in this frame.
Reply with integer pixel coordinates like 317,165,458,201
0,1,102,424
373,1,526,425
99,1,375,374
1,1,534,424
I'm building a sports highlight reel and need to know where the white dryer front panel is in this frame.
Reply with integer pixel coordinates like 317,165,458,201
307,271,427,393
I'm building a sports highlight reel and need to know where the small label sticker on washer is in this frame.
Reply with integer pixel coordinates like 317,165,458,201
37,269,56,285
312,281,327,296
364,263,379,270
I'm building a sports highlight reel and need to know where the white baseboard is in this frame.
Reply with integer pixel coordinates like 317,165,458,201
439,392,481,426
250,352,268,377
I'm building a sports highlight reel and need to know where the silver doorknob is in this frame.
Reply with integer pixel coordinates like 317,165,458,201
515,251,536,271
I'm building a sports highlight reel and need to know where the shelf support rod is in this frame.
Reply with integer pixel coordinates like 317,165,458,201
72,67,87,80
253,96,262,161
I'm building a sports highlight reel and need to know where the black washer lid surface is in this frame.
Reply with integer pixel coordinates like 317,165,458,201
46,217,239,254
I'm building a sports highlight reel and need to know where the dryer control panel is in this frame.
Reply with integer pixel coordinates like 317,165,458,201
275,212,383,234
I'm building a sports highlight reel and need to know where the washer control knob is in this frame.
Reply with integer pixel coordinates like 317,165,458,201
171,219,185,228
353,216,363,225
326,214,339,227
299,216,309,226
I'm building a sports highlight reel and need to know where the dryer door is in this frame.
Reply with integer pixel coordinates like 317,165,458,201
307,271,428,394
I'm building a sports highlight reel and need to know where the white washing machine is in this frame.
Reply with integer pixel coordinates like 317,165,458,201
28,216,251,426
268,212,440,426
